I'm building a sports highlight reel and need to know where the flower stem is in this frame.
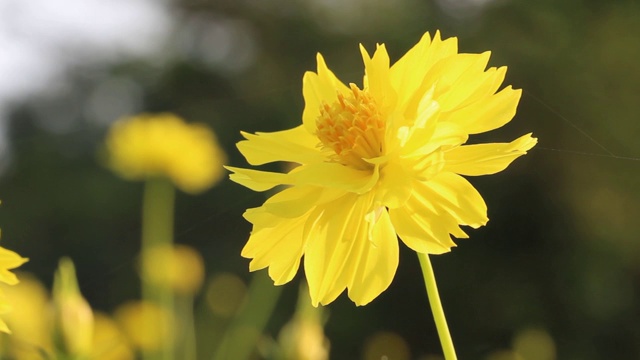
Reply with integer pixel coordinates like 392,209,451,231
417,252,457,360
142,178,175,360
212,271,282,360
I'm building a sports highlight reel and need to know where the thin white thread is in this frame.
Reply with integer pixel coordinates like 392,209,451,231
524,90,639,162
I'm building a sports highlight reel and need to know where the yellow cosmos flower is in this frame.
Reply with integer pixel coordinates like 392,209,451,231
0,243,28,333
105,113,226,194
227,31,536,306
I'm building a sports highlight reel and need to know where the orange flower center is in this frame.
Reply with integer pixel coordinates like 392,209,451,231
316,84,385,169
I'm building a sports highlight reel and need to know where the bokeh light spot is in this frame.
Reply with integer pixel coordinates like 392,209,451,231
205,272,248,317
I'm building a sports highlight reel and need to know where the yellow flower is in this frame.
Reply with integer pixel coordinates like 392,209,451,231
114,300,174,352
105,113,226,194
91,312,135,360
227,31,536,306
0,274,52,359
142,244,205,295
0,244,28,333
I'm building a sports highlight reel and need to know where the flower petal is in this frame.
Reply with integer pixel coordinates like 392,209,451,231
416,172,488,228
389,192,458,255
438,64,506,112
226,166,289,192
237,126,324,165
377,161,413,209
290,162,379,194
0,247,28,286
360,43,396,112
442,85,522,135
302,54,350,133
262,185,345,219
405,121,468,157
304,193,369,306
346,209,399,306
227,162,379,194
0,319,10,334
444,133,537,176
242,212,311,285
389,172,487,254
426,52,491,101
391,31,458,115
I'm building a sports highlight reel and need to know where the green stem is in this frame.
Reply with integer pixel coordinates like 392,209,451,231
141,178,175,360
417,252,457,360
176,294,197,360
211,271,282,360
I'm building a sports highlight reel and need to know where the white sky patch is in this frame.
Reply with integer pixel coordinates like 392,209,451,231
0,0,174,172
0,0,173,152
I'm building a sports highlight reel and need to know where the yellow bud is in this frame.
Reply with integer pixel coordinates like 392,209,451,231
52,257,94,357
278,284,330,360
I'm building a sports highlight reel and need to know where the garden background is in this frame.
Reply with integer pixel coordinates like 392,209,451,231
1,0,639,358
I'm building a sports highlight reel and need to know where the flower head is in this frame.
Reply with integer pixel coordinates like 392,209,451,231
105,113,226,194
142,244,205,295
227,31,536,306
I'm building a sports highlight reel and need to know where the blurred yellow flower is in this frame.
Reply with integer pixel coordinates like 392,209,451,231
227,31,536,306
105,113,226,194
0,273,52,359
91,312,134,360
205,272,248,318
114,300,174,352
0,243,28,333
1,271,133,360
142,244,205,295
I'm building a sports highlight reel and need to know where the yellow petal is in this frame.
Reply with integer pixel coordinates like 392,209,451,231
226,166,289,192
0,269,19,286
261,185,344,219
377,161,413,209
403,149,446,182
391,31,458,115
0,247,28,286
425,52,491,101
0,318,10,334
416,172,488,228
442,85,521,135
289,162,379,194
389,194,458,255
444,133,537,176
242,213,310,285
404,121,468,157
360,43,396,112
302,54,350,133
237,126,324,165
389,174,485,254
347,209,399,306
438,63,505,112
396,87,440,154
227,162,379,194
304,193,367,306
0,247,28,268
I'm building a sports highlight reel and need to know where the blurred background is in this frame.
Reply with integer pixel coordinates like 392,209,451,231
0,0,639,359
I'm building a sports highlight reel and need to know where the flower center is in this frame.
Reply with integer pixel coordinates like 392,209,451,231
316,84,385,169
